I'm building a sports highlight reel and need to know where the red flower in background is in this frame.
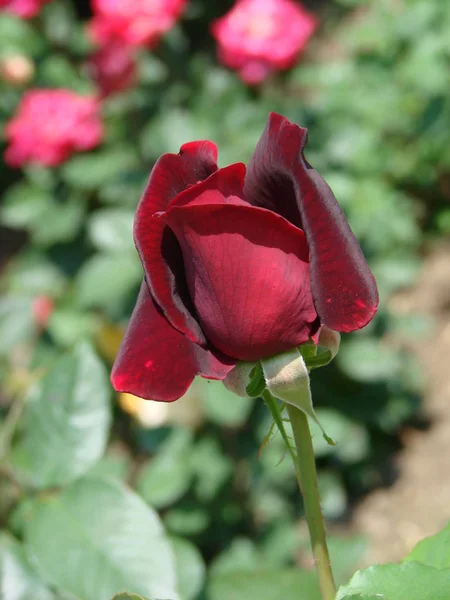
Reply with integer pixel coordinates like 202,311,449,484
4,89,103,167
89,0,186,48
0,0,50,18
88,43,137,97
111,113,378,402
211,0,317,84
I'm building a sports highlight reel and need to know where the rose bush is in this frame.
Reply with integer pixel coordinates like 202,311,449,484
4,89,103,167
111,113,378,401
211,0,317,84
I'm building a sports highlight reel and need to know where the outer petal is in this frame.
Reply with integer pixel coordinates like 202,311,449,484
136,140,218,215
244,112,379,332
111,281,235,402
134,141,218,345
165,203,319,362
136,163,246,346
168,162,247,209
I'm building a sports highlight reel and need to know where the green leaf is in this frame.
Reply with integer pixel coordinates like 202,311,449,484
138,53,168,84
338,338,402,382
0,533,55,600
406,522,450,569
141,110,208,158
171,537,205,600
39,55,93,93
110,595,151,600
75,253,141,309
47,308,98,348
30,197,86,246
336,562,450,600
245,363,265,397
164,507,210,537
0,297,34,356
210,539,269,576
61,148,139,191
0,14,44,54
6,254,66,297
327,535,367,586
25,477,178,600
338,596,378,600
190,437,233,503
208,568,321,600
1,184,51,229
0,183,85,246
88,444,132,482
309,409,369,463
12,343,111,488
88,209,135,252
261,391,297,465
197,378,253,427
318,471,347,520
136,429,194,509
40,0,76,46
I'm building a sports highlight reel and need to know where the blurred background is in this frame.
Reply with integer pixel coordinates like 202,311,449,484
0,0,450,598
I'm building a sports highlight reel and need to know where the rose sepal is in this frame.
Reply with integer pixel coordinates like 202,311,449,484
261,349,335,446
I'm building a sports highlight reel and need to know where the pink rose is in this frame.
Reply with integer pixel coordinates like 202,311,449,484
4,89,103,167
88,43,136,97
89,0,186,48
211,0,318,84
0,0,51,18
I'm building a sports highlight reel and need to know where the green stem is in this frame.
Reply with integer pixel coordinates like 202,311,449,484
287,403,336,600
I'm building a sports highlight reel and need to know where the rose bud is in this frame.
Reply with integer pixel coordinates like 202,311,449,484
111,113,378,402
0,54,34,86
211,0,317,84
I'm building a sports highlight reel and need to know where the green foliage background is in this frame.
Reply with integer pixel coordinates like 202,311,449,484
0,0,449,598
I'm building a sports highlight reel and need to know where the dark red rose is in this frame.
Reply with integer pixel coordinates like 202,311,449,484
111,113,378,401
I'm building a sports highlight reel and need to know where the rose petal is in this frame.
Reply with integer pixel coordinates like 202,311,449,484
169,162,247,209
111,281,235,401
165,203,319,361
137,163,247,346
134,141,218,345
137,140,218,215
135,139,218,218
244,112,379,332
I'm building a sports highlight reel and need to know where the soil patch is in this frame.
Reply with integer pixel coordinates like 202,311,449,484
354,244,450,564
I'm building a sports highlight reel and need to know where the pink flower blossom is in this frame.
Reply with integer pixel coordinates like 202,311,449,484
0,0,50,19
211,0,318,84
89,0,186,48
88,43,136,97
4,89,103,168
